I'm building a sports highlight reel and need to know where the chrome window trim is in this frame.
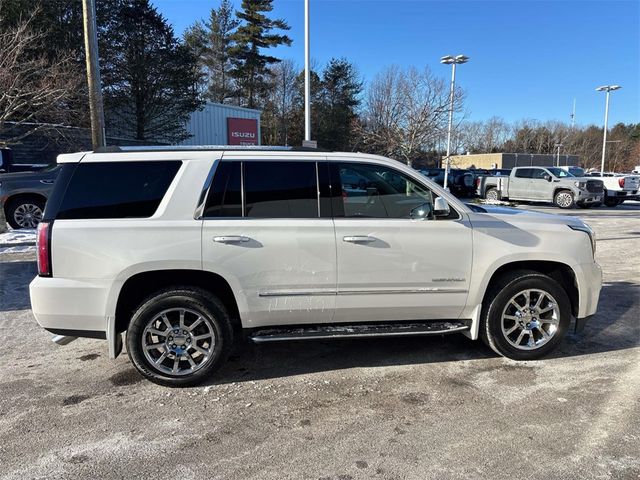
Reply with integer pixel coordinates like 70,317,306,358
194,159,221,220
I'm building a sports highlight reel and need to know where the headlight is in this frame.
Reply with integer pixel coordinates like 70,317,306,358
569,224,596,258
574,181,586,189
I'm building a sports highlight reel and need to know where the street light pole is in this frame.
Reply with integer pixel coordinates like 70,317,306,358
441,54,469,190
304,0,311,144
596,85,621,175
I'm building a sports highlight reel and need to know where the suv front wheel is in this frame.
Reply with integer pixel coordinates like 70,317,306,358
480,271,571,360
126,287,233,387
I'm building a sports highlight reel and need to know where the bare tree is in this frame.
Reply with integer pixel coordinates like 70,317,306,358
0,8,81,146
263,59,298,145
356,66,462,166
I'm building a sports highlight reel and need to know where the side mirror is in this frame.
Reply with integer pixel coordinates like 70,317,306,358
433,197,450,218
410,203,433,220
544,174,552,182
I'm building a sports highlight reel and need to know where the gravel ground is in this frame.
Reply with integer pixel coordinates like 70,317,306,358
0,203,638,480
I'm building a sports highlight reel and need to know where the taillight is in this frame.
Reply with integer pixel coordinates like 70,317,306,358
37,221,52,277
618,177,625,188
476,177,481,187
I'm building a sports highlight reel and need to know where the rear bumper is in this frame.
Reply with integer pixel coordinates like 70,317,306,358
29,276,111,337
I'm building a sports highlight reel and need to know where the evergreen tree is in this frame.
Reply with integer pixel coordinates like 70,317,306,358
101,0,202,143
184,0,239,103
316,58,362,150
230,0,292,108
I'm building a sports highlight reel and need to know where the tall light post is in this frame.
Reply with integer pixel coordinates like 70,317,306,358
303,0,312,146
596,85,621,174
441,54,469,190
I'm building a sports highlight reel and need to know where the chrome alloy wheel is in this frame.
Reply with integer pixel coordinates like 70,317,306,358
14,203,43,228
555,192,573,208
501,289,560,350
142,308,217,376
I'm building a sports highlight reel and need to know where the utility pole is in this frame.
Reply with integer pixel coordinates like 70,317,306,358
570,98,576,129
82,0,106,149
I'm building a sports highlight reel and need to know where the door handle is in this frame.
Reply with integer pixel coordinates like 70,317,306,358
39,179,55,185
213,235,250,243
343,235,376,243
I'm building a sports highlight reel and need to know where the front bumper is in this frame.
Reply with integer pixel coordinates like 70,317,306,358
574,261,602,319
576,190,602,203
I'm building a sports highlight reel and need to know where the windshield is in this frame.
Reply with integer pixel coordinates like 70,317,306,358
547,167,574,178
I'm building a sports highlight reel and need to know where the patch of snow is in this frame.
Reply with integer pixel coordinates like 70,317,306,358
0,228,36,246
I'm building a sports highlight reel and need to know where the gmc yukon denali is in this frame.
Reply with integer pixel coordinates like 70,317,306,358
30,147,602,387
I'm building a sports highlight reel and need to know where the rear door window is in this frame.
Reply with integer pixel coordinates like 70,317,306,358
56,161,181,219
515,168,534,178
203,161,242,217
243,161,319,218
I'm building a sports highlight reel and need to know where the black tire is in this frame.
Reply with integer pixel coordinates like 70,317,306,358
603,195,619,207
126,287,233,387
577,202,592,209
5,196,45,229
485,187,499,201
554,190,574,209
480,270,571,360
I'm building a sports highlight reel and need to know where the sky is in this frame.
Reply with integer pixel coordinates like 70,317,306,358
154,0,640,127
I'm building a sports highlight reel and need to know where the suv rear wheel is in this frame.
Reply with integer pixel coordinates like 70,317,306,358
485,187,499,201
480,271,571,360
5,196,45,229
126,287,233,387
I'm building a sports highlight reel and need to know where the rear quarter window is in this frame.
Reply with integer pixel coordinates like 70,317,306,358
55,161,181,219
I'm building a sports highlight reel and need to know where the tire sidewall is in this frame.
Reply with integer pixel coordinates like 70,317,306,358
483,275,571,360
126,289,232,387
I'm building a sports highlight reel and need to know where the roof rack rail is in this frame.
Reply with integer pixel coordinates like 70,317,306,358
92,145,327,153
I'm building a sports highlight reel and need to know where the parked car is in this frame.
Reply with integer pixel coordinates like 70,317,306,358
478,166,604,209
583,172,639,207
0,148,50,173
30,147,602,387
0,164,59,229
418,168,475,197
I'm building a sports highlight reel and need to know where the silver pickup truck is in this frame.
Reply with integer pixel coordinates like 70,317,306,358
478,166,604,209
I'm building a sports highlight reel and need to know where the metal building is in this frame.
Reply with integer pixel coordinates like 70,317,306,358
179,102,261,146
448,153,580,169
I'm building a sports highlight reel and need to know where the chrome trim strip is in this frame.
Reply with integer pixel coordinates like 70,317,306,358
258,288,468,297
251,326,470,343
338,288,468,295
315,161,321,218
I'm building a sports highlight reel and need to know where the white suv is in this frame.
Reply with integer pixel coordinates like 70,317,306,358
30,147,602,387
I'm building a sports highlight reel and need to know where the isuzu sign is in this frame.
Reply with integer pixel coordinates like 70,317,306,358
227,118,259,146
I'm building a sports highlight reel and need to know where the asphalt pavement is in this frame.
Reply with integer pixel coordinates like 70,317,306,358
0,202,638,480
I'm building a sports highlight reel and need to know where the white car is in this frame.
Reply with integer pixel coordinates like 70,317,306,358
586,171,640,206
30,147,602,387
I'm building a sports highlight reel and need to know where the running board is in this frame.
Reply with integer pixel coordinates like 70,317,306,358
249,321,469,343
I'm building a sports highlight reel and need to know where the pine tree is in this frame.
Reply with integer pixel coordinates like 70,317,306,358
317,58,362,150
101,0,202,143
184,0,239,103
230,0,292,109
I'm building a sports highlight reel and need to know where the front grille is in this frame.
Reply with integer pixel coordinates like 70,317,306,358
586,180,604,193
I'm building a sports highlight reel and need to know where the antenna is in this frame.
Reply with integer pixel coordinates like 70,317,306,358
570,98,576,128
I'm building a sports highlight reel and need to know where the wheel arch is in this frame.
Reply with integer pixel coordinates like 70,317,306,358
481,260,579,318
4,192,47,213
114,269,242,336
